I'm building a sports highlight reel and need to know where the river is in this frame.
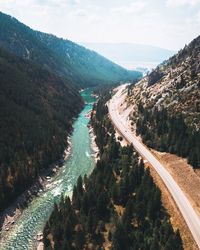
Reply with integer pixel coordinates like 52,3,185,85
0,89,96,250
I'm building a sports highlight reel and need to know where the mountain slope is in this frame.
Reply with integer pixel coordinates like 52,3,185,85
125,36,200,168
35,32,141,86
0,11,142,211
0,47,83,211
0,12,141,87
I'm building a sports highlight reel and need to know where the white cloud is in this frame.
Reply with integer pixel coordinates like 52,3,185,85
69,8,101,23
166,0,199,7
196,10,200,23
0,0,79,10
0,0,199,51
72,9,87,17
111,1,146,15
186,10,200,26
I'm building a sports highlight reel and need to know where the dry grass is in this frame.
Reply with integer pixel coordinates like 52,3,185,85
47,233,54,249
114,204,124,217
145,151,200,250
102,223,112,250
152,150,200,218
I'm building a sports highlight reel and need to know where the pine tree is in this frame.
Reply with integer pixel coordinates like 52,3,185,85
75,229,85,249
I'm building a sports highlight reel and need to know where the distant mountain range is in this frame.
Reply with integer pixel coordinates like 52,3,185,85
82,42,176,66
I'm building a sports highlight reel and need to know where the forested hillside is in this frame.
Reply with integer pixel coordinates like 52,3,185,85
127,35,200,168
43,94,183,249
0,12,141,88
0,47,83,211
0,11,142,211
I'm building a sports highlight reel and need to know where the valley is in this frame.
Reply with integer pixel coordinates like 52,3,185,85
0,10,141,213
0,5,199,250
43,93,183,250
0,89,96,250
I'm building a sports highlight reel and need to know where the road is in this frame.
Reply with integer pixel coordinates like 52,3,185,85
108,84,200,249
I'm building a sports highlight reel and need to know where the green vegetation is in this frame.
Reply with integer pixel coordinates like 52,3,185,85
0,11,142,88
0,10,141,211
128,34,200,170
0,47,83,211
147,69,165,86
136,106,200,168
43,94,183,249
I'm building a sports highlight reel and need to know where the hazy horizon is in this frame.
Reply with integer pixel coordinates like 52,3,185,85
81,41,177,52
81,42,176,68
0,0,200,51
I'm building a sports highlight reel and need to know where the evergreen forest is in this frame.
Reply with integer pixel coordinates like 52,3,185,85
136,105,200,168
43,94,183,250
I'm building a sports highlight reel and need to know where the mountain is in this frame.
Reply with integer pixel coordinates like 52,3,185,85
0,11,142,211
81,42,176,65
126,36,200,168
0,46,83,211
0,12,142,87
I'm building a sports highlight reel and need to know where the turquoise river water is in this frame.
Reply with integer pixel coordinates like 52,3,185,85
0,89,96,250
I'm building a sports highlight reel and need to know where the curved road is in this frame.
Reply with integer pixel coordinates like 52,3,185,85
108,84,200,249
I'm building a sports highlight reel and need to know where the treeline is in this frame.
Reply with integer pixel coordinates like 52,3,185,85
43,94,183,249
0,47,83,211
136,106,200,168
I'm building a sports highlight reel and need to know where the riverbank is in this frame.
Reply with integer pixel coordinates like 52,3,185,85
0,89,97,250
36,114,99,250
89,124,99,163
0,138,72,244
85,109,100,163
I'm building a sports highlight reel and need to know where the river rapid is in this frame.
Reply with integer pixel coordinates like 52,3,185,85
0,89,96,250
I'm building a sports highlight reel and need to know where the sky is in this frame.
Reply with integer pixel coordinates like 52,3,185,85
0,0,200,50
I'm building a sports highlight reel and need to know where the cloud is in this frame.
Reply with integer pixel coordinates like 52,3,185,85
0,0,199,51
196,10,200,24
186,10,200,26
111,1,146,15
166,0,198,7
69,8,101,23
0,0,79,10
